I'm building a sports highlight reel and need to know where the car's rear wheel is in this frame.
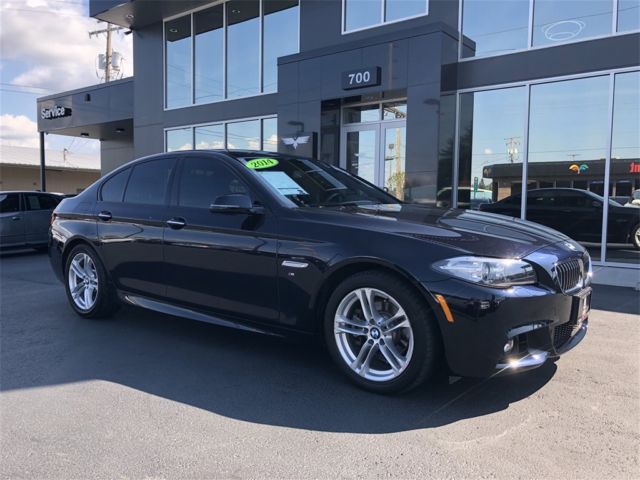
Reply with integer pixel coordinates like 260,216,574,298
324,270,442,393
64,245,118,318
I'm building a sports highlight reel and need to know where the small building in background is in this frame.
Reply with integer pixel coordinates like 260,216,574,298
0,145,100,194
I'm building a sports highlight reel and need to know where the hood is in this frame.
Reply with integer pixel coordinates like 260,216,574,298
300,203,579,259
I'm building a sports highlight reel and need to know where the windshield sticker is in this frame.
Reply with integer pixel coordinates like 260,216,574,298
258,171,308,196
245,158,279,169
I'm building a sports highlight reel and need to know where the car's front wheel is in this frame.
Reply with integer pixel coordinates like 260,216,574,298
324,271,442,393
64,244,118,318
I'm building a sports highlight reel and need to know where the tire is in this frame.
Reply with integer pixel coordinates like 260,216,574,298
324,270,442,394
64,244,119,318
632,224,640,251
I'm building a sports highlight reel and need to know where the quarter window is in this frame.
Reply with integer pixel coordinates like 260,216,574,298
124,159,175,205
177,157,248,208
101,168,131,202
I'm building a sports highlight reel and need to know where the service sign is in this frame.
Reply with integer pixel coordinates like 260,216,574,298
342,67,381,90
41,105,72,120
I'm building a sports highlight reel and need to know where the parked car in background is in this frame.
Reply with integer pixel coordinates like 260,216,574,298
436,186,493,210
50,151,591,393
480,188,640,250
0,191,63,251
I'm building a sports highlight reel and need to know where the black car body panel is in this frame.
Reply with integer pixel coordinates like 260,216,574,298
50,151,591,378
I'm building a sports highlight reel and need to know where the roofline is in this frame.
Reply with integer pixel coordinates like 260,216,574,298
1,163,100,173
37,77,133,102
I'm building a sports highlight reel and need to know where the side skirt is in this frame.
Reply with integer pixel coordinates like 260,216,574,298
119,292,281,337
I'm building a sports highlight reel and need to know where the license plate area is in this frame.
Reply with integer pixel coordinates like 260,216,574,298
571,287,592,331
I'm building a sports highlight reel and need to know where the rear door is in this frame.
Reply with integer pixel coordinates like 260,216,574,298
96,158,176,298
23,193,60,245
163,154,279,323
0,193,25,247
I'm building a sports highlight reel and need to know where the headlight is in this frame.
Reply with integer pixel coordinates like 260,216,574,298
433,256,537,288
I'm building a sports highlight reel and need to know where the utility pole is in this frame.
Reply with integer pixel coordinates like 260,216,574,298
89,23,124,82
505,136,521,163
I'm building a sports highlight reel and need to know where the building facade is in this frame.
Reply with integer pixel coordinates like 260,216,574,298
38,0,640,285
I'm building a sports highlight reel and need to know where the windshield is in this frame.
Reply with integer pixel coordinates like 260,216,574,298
237,155,401,208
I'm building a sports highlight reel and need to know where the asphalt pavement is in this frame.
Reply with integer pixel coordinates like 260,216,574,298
1,251,639,479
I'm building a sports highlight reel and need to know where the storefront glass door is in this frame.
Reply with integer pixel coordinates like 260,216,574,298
341,114,406,199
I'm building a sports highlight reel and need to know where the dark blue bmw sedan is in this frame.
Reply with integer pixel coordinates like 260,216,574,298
49,151,591,393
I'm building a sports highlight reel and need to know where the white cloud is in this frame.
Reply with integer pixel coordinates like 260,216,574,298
0,0,133,92
0,114,41,148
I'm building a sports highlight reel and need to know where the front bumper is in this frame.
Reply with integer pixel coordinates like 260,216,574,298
422,279,590,378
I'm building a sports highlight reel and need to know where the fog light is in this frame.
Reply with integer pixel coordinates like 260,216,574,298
503,339,515,353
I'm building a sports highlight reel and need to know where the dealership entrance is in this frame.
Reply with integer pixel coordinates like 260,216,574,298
340,101,407,199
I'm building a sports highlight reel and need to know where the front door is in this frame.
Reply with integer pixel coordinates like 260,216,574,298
163,154,279,324
341,116,406,200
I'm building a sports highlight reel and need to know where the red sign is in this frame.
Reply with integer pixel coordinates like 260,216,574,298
630,162,640,174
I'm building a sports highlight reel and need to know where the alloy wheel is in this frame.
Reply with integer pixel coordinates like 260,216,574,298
68,252,98,311
334,288,414,382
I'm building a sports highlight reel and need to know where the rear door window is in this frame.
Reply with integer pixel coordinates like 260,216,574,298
124,159,175,205
101,168,131,202
0,193,20,213
25,194,60,211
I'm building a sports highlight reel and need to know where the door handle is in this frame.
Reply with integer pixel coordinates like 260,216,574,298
11,216,20,221
97,211,112,221
166,217,186,229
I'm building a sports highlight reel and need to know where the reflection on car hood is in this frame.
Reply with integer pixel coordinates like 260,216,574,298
303,203,577,259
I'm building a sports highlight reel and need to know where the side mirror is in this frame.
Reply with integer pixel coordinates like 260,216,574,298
209,194,264,215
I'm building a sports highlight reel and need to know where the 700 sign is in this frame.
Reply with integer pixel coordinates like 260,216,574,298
342,67,381,90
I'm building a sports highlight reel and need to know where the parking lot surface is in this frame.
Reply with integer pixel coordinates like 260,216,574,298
1,251,639,479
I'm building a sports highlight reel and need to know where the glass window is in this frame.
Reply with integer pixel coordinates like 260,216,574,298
227,120,261,150
0,193,20,213
430,95,456,206
239,154,400,207
382,102,407,120
618,0,640,31
124,159,175,205
461,0,529,58
167,128,193,152
532,0,613,47
457,87,527,212
608,71,640,264
226,0,260,99
385,0,426,22
101,169,130,202
345,0,382,31
177,157,248,209
383,125,406,200
194,5,224,104
165,16,192,108
262,117,278,151
343,104,380,124
263,1,299,93
25,194,59,211
527,76,610,260
195,124,225,150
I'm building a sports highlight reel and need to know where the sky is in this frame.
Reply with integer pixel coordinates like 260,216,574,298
0,0,133,157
